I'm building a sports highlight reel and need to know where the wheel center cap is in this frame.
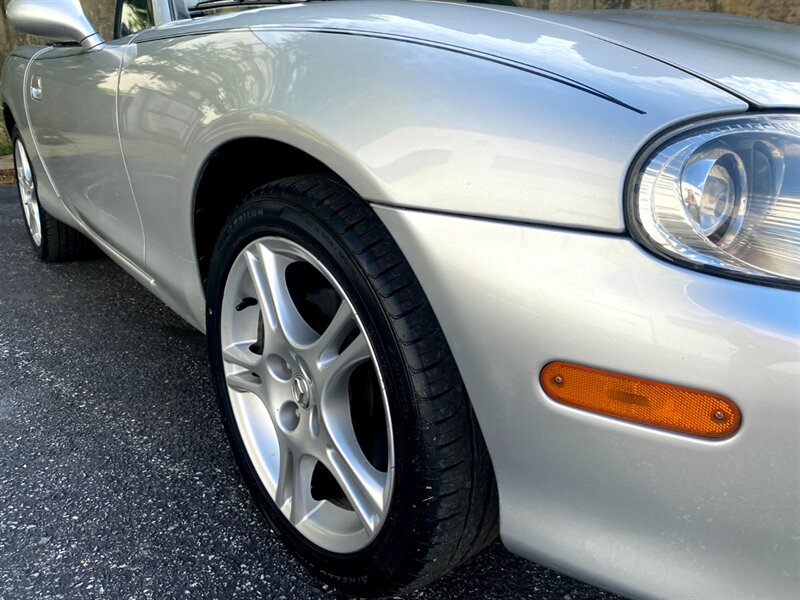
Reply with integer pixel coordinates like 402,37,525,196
292,374,312,409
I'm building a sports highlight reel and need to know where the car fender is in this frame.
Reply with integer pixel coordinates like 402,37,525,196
117,26,746,327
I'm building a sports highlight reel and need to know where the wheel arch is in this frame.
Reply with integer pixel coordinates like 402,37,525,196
192,136,340,288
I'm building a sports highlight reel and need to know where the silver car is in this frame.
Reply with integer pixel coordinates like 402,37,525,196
2,0,798,598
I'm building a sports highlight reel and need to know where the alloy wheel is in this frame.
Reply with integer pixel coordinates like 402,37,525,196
220,236,395,553
14,139,41,246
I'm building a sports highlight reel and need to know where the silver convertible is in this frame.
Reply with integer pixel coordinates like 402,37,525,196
3,0,798,597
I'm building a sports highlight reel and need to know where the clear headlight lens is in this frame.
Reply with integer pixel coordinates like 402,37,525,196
630,114,799,286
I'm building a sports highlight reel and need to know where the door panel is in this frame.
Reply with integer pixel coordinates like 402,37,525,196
27,45,144,264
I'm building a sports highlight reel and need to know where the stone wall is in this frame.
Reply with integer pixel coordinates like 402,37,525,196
0,0,798,144
519,0,798,23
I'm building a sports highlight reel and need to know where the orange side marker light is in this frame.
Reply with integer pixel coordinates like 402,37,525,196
540,361,741,439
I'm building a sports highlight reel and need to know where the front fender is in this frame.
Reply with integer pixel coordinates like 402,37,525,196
117,27,745,326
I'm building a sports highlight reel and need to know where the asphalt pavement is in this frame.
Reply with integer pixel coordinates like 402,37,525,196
0,184,622,600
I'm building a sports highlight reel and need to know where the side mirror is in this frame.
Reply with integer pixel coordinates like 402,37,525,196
7,0,105,50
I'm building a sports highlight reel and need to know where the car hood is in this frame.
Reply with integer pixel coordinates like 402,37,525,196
151,1,796,110
539,10,800,108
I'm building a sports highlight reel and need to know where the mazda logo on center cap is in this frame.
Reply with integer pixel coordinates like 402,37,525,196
292,374,311,408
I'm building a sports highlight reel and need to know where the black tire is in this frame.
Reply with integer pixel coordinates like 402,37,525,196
206,174,499,596
12,127,93,262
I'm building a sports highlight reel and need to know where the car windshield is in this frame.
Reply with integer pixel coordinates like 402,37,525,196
185,0,305,15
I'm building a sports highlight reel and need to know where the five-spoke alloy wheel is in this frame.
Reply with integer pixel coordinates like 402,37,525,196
220,236,394,552
14,136,42,247
206,175,498,596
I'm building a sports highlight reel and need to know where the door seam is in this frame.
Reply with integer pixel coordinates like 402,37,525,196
115,41,147,263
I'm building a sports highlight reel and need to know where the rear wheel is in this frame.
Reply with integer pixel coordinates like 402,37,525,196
12,128,92,262
206,175,498,595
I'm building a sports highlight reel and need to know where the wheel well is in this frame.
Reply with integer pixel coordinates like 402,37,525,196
193,137,332,287
3,104,17,141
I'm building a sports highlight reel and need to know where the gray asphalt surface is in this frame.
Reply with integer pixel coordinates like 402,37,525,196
0,184,622,600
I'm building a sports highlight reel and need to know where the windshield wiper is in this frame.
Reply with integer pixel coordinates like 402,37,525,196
188,0,305,13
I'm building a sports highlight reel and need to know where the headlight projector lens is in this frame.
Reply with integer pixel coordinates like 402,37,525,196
631,114,799,286
681,149,747,245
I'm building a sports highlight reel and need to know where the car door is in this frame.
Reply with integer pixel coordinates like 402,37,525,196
24,1,153,265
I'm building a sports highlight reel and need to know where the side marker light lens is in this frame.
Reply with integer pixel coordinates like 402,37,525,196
540,361,741,439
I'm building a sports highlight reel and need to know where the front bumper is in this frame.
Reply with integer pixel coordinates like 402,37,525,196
375,205,799,600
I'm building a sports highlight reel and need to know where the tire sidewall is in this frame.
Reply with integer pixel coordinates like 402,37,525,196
206,195,424,588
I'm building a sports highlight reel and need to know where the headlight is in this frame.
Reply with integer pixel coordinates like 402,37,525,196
629,114,799,287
